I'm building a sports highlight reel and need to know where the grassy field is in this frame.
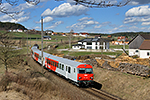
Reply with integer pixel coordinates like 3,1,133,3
4,32,126,57
61,50,123,57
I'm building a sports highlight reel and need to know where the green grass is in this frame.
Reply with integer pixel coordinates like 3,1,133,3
109,45,129,49
61,51,122,57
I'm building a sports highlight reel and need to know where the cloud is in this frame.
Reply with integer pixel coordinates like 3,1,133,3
41,3,88,17
0,11,30,23
45,21,63,29
125,5,150,17
41,17,53,23
34,26,40,29
129,0,150,5
94,21,111,29
124,5,150,26
78,17,93,21
67,20,99,30
141,22,150,26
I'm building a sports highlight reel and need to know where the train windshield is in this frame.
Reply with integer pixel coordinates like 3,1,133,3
78,68,93,74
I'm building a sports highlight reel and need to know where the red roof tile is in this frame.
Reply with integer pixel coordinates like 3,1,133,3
139,40,150,50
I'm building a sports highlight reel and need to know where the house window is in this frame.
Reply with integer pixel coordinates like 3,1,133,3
100,42,103,45
135,50,139,52
87,46,92,49
96,42,97,45
87,42,92,45
147,52,150,56
96,46,97,49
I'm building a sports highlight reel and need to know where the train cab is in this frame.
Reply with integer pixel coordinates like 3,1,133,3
77,64,94,86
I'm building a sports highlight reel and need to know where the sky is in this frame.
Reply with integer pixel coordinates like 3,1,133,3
0,0,150,34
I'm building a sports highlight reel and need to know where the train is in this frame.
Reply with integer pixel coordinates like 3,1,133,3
31,44,94,86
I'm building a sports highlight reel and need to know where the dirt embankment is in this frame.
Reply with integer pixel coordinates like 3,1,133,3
0,57,98,100
0,54,150,100
94,67,150,100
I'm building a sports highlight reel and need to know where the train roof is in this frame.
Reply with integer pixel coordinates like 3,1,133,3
31,46,84,68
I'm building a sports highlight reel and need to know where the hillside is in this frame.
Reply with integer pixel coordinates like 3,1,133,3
0,22,27,30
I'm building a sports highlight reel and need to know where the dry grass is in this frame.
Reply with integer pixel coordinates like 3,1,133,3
0,57,98,100
1,55,150,100
94,67,150,100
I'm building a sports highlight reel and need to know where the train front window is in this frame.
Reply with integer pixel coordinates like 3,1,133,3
78,68,93,74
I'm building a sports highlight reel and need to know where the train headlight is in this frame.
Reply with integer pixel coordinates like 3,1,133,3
79,77,82,79
90,77,93,80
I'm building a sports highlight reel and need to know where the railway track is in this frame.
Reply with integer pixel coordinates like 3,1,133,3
82,87,122,100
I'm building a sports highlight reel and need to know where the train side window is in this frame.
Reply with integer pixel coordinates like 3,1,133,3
58,63,59,68
59,63,61,69
74,68,75,73
47,59,49,64
53,61,54,66
66,66,68,71
68,67,71,73
51,61,52,65
62,64,64,70
55,62,58,67
39,56,41,60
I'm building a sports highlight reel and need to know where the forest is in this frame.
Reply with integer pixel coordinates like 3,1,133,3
0,22,27,30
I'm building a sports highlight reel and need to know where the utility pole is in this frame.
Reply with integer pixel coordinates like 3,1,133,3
27,30,28,55
69,29,73,49
41,17,44,73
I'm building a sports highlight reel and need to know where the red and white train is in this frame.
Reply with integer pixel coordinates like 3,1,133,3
31,44,94,86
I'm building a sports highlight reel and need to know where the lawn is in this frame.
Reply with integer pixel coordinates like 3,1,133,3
61,50,123,57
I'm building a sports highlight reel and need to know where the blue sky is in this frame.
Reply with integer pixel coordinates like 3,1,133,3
0,0,150,34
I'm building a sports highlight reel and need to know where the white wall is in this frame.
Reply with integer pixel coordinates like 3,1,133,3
139,50,150,58
129,49,139,56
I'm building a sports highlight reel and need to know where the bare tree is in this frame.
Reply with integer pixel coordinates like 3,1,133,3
0,32,21,73
0,0,40,18
61,0,131,8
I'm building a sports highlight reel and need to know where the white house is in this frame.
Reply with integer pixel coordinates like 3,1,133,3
43,36,51,40
72,38,110,50
73,33,79,37
128,34,150,58
17,29,23,32
79,33,89,37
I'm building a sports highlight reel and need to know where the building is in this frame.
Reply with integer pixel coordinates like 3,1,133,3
138,40,150,58
72,33,79,37
112,36,129,45
45,30,53,35
79,33,89,37
128,34,150,58
62,33,66,36
72,38,110,50
51,32,57,35
95,35,101,38
43,36,51,40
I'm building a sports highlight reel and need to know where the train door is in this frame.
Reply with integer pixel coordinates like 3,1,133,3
65,65,68,79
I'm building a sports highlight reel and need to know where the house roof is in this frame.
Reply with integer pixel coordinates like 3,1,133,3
128,34,150,45
80,33,89,35
78,38,110,42
118,36,125,39
43,36,51,38
139,40,150,50
140,34,150,40
72,44,85,46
